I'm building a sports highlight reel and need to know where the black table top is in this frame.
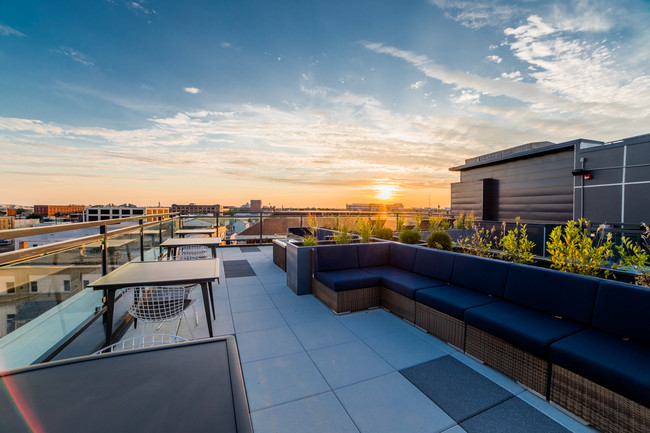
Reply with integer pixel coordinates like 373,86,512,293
0,336,252,433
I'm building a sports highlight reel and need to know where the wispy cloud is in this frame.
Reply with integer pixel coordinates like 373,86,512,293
428,0,519,29
220,42,232,48
0,24,25,37
486,55,502,64
127,1,156,15
55,47,95,66
409,80,425,90
184,87,201,94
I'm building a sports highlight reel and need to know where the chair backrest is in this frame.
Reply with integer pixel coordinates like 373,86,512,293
177,246,210,260
93,334,189,355
124,286,187,322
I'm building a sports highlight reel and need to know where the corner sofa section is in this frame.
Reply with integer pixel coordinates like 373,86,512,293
310,242,650,433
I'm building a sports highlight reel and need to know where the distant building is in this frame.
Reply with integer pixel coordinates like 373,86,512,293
449,133,650,226
85,204,169,222
33,205,86,217
250,200,262,213
0,216,15,230
346,203,405,212
171,203,220,215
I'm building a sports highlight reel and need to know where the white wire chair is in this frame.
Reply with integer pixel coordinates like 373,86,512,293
92,334,188,355
176,245,211,260
123,286,194,339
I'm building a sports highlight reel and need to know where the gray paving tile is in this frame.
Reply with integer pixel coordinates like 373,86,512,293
237,326,304,363
251,392,359,433
242,352,331,411
277,302,334,326
292,317,358,351
335,372,455,433
400,355,512,422
460,397,571,433
233,307,287,333
309,340,394,389
338,308,413,339
229,293,274,313
364,329,448,369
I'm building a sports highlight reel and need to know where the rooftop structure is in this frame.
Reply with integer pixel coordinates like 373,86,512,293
33,204,86,217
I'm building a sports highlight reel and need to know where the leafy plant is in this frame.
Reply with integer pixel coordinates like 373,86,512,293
375,227,394,240
456,226,498,257
356,218,375,243
414,214,424,231
499,217,535,264
399,229,422,244
396,215,406,232
333,220,353,244
615,223,650,286
465,212,475,229
426,231,452,250
301,214,318,246
454,213,466,229
546,219,615,277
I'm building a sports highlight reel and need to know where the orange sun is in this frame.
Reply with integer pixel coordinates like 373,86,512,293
373,183,399,201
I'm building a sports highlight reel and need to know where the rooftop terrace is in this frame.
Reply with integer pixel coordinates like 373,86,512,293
131,245,596,433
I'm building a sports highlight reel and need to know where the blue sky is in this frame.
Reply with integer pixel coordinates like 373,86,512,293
2,0,649,208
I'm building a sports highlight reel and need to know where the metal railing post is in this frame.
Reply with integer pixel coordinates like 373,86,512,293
100,224,108,276
139,218,144,261
259,212,263,244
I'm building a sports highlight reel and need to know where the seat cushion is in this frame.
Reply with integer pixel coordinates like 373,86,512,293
314,244,358,271
450,254,509,297
416,284,499,320
389,243,417,271
550,329,650,407
465,301,584,358
592,280,650,345
364,265,445,299
504,264,598,324
357,242,390,268
412,248,457,282
314,269,380,292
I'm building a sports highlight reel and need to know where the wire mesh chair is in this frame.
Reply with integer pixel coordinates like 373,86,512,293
123,286,194,339
92,334,188,355
176,245,211,260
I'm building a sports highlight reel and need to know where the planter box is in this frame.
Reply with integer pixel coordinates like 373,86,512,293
285,242,313,296
272,239,287,271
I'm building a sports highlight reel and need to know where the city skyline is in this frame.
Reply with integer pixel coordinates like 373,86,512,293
2,0,650,207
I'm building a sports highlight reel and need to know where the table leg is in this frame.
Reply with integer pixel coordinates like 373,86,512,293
208,282,216,320
104,290,116,347
200,282,214,337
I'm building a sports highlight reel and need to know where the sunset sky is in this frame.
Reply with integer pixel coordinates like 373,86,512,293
2,0,649,208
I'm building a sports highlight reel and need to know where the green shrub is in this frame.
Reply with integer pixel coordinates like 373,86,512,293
499,217,535,263
614,222,650,286
355,218,375,243
456,226,498,257
426,231,452,250
547,219,614,277
399,229,422,244
454,213,465,229
375,227,394,240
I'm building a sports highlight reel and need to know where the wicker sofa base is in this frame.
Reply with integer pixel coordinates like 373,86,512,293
550,364,650,433
381,288,415,323
465,325,549,397
415,303,465,349
311,278,381,314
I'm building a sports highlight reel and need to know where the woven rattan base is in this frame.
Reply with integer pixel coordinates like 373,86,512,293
415,303,465,349
465,325,549,396
550,364,650,433
311,278,381,314
381,288,415,322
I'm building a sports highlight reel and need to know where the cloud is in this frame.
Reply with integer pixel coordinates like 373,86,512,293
450,89,481,105
184,87,201,94
220,42,232,48
128,1,156,15
55,47,95,66
500,71,522,81
409,80,425,90
428,0,519,29
0,24,25,37
486,55,502,63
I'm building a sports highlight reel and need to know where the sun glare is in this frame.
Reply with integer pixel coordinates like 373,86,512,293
373,183,399,201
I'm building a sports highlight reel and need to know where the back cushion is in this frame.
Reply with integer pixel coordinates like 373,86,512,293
389,243,417,271
450,254,509,297
314,245,359,271
412,248,456,281
592,281,650,345
358,243,390,268
504,264,598,324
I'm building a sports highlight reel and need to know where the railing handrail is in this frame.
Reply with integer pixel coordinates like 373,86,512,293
0,219,175,266
0,212,180,241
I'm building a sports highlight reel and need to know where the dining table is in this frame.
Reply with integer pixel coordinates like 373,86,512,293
89,259,220,346
174,228,217,238
161,237,223,259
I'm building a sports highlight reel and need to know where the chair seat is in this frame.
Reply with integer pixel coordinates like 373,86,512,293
416,284,499,320
550,329,650,407
313,269,380,292
464,301,584,358
364,265,446,299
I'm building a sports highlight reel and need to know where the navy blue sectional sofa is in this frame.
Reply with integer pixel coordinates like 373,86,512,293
310,242,650,433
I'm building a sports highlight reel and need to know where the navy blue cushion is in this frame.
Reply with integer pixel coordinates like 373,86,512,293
550,329,650,407
416,285,500,320
365,265,445,299
504,264,598,324
450,254,509,297
357,243,390,268
389,243,417,271
314,269,380,292
313,245,358,272
592,281,650,345
412,248,457,282
465,301,584,358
